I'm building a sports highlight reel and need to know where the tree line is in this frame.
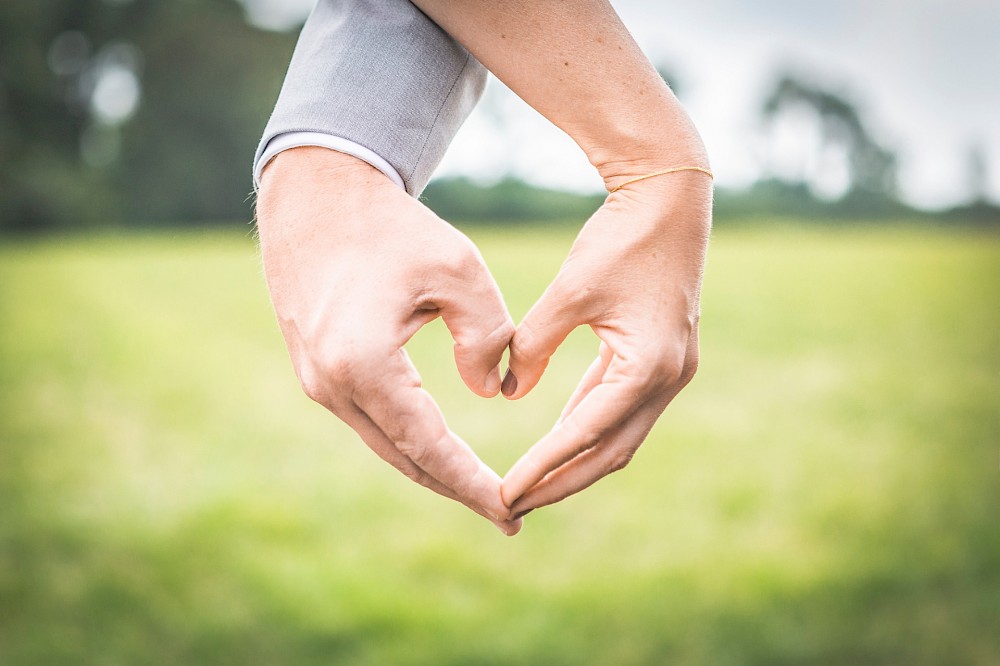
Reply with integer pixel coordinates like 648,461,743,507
0,0,995,233
1,0,294,232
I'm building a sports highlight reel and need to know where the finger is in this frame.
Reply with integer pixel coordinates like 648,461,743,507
556,342,614,425
505,280,582,399
509,397,665,516
435,249,515,398
501,352,658,505
498,350,607,509
338,403,522,535
505,323,699,511
353,349,514,524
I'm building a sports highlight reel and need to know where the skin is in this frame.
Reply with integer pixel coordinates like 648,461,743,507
408,0,713,518
257,147,522,535
257,0,711,533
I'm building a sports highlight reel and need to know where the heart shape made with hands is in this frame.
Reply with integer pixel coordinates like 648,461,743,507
398,314,587,516
256,146,707,537
405,212,702,536
436,211,704,534
396,307,613,537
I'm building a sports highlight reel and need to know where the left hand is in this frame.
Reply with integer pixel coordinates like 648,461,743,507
500,170,712,517
256,147,521,535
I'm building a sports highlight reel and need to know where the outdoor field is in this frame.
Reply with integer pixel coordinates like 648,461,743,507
1,223,998,664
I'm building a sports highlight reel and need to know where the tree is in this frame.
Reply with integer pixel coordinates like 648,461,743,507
111,0,295,224
0,0,298,232
0,0,140,230
760,73,897,202
965,142,989,205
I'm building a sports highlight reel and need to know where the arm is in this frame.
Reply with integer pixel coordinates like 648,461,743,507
409,0,713,515
254,0,487,196
407,0,709,189
255,0,521,534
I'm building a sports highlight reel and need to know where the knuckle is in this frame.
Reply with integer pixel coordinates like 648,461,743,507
640,345,689,390
322,334,389,385
321,349,356,382
294,337,383,405
394,437,423,464
296,366,327,404
398,462,432,488
478,320,516,360
455,316,514,358
492,318,517,347
680,352,700,385
658,347,687,382
606,448,635,474
511,319,549,365
561,417,600,450
395,427,448,470
509,321,535,358
435,235,482,279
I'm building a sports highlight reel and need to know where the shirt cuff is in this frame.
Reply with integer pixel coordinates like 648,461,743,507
254,131,406,191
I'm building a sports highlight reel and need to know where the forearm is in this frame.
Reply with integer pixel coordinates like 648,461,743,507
408,0,708,189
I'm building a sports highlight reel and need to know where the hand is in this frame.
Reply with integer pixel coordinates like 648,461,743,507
500,171,712,517
256,147,521,535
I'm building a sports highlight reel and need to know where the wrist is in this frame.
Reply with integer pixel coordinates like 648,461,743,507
256,147,397,235
580,103,710,193
259,146,391,194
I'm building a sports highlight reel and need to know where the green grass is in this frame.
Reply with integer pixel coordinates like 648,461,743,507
1,223,998,664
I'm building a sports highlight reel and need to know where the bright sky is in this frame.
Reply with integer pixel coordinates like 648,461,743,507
244,0,1000,209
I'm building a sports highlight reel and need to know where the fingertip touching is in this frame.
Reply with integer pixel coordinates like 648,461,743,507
444,304,514,399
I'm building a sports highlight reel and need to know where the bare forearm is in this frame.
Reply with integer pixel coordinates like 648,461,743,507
409,0,708,188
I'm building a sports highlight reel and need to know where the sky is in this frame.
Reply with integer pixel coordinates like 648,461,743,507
243,0,1000,209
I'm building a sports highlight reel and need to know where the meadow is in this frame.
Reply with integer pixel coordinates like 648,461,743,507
1,222,998,664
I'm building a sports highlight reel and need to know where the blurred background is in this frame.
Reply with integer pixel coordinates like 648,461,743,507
3,0,1000,230
1,0,998,664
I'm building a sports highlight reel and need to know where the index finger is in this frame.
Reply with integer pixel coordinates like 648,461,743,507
352,348,513,523
334,403,522,535
500,353,655,506
508,395,669,516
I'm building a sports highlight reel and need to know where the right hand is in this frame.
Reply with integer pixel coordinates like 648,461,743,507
500,168,711,517
256,147,521,535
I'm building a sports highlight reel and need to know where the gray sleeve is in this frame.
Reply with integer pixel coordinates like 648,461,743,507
252,0,487,196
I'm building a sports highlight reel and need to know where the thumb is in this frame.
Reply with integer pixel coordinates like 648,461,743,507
437,258,515,398
505,280,582,400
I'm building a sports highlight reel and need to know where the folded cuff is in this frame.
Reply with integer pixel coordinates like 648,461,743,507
254,131,405,190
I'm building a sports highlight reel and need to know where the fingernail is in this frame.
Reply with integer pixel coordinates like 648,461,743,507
501,369,518,397
484,366,502,394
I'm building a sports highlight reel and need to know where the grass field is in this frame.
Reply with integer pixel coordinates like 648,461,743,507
1,223,998,664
